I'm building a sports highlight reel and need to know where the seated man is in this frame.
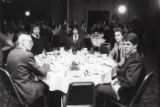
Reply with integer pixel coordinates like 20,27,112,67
67,26,84,51
109,27,125,67
30,24,50,56
7,33,50,104
96,32,145,106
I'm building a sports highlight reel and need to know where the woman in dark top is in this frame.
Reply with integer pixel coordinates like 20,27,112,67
96,32,145,105
30,24,50,55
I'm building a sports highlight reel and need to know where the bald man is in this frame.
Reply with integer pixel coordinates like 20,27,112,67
7,33,50,104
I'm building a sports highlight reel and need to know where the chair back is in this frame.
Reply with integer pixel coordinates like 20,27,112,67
0,67,26,106
128,71,155,107
99,43,111,55
66,82,95,107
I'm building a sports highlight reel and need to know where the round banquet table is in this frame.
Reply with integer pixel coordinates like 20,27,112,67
35,48,116,93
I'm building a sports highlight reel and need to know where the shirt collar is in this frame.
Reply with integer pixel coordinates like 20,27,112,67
31,33,40,39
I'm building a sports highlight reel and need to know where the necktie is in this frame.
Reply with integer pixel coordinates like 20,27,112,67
117,46,121,63
36,34,40,39
73,36,76,43
74,35,78,43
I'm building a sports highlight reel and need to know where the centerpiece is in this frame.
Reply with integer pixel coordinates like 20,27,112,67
69,61,80,71
69,61,82,77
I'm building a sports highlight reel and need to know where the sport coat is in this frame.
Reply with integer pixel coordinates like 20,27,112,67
117,51,145,102
7,47,47,104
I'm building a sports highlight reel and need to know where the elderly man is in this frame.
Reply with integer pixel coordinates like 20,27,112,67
7,33,50,104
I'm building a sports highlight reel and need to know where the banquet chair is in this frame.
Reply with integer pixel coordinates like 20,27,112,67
0,67,47,107
0,67,28,107
62,82,95,107
99,43,111,55
104,71,155,107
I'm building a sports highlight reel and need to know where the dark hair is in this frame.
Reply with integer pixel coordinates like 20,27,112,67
70,26,79,36
92,28,99,33
114,27,125,35
71,26,79,31
123,32,139,45
31,24,40,33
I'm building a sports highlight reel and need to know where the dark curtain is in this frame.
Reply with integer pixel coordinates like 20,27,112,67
141,0,160,101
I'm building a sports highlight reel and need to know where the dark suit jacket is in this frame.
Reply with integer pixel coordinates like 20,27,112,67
7,48,47,104
117,51,145,103
31,34,50,55
59,28,68,46
68,34,84,50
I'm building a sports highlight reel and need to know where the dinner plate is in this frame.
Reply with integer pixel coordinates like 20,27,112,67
69,71,83,77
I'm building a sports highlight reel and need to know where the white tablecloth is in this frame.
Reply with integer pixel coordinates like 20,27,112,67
35,48,116,93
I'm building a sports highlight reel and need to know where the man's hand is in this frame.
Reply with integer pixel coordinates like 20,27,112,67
41,63,50,76
42,63,50,71
42,49,47,58
37,63,50,79
117,57,125,67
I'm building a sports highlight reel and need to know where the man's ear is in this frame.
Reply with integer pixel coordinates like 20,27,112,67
22,40,26,46
134,44,137,49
